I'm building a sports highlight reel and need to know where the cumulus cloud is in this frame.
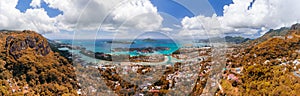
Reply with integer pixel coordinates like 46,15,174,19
0,0,59,33
43,0,162,32
3,0,299,39
180,0,300,38
160,27,173,32
30,0,41,8
1,0,163,35
179,14,225,38
109,0,163,31
43,0,103,31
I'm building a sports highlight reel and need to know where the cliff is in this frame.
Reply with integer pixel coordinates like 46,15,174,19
0,30,79,95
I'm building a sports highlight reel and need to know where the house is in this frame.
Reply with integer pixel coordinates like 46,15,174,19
149,89,160,93
228,74,238,81
77,89,82,95
293,59,300,65
231,67,243,74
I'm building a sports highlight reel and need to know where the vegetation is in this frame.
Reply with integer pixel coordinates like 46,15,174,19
247,27,290,45
225,36,251,44
0,30,79,95
220,24,300,95
1,23,300,95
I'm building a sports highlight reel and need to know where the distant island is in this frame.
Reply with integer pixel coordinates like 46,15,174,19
224,36,251,44
142,38,156,42
193,36,251,44
1,23,299,95
105,40,135,44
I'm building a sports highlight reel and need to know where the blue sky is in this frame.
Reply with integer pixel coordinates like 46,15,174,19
16,0,232,19
14,0,235,39
9,0,298,39
16,0,62,17
150,0,195,19
208,0,233,16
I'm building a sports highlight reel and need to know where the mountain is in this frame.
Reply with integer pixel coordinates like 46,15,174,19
243,24,300,47
246,27,290,45
220,24,300,95
291,23,300,35
224,36,251,44
193,36,250,44
0,30,79,95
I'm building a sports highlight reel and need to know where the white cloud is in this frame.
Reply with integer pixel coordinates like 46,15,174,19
30,0,41,8
43,0,101,31
110,0,163,31
1,0,163,36
0,0,58,33
24,8,59,33
160,27,173,32
3,0,299,39
180,14,226,38
180,0,300,38
43,0,162,32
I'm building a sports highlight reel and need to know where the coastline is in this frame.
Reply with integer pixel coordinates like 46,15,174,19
49,38,217,95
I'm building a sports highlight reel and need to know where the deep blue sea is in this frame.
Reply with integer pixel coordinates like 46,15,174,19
58,39,190,56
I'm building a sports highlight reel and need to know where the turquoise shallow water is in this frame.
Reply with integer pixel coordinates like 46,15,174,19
58,39,208,56
57,39,208,63
59,39,178,56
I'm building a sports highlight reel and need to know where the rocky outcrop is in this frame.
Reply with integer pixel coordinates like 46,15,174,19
291,23,300,30
0,30,79,95
5,35,51,60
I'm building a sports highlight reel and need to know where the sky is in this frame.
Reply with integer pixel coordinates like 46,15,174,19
1,0,300,39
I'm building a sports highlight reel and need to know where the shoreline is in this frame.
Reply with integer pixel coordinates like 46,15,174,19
51,39,212,64
49,39,215,95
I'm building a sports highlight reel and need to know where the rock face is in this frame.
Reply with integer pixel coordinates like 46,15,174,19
291,23,300,30
0,30,79,95
5,34,51,60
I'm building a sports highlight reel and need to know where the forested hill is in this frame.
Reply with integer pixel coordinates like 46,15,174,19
221,23,300,95
0,30,79,95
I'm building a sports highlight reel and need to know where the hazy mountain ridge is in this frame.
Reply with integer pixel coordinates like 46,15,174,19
0,30,79,95
245,26,291,45
224,36,251,44
0,23,299,95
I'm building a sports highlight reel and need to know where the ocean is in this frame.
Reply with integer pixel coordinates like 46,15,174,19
57,39,207,56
